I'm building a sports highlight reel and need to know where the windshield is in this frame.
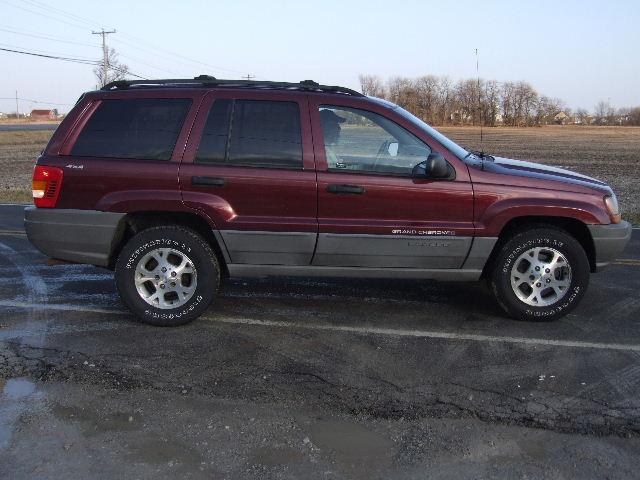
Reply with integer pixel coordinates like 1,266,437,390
390,105,470,160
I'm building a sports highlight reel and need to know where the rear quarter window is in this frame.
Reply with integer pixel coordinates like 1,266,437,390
70,98,192,160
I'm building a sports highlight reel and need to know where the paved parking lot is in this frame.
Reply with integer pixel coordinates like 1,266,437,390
1,205,639,479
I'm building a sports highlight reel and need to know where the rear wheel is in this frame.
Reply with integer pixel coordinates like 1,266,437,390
490,227,590,321
115,226,220,326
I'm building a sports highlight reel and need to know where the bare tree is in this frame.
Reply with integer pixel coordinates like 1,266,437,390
94,47,130,87
575,108,590,125
484,80,500,126
357,72,636,128
594,100,615,125
629,107,640,126
358,74,386,98
414,75,440,124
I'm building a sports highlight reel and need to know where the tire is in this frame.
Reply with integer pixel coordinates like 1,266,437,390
115,226,220,326
490,226,590,321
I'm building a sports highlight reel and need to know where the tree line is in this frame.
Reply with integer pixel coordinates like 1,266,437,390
359,74,640,127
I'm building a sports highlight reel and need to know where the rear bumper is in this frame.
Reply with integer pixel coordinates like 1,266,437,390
588,221,632,269
24,207,125,267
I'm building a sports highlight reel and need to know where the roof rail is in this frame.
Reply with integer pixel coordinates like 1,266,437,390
101,76,364,97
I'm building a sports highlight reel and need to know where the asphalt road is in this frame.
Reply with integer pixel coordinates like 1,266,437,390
1,205,639,479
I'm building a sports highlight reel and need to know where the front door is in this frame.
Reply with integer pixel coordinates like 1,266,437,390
180,91,317,265
310,100,474,268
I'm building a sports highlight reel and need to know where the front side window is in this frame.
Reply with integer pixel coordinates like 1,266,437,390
319,105,431,175
71,98,191,160
196,99,302,169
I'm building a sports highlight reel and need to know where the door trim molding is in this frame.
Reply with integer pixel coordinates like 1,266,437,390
227,264,482,281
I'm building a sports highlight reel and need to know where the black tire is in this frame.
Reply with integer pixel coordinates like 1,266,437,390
115,226,220,326
490,226,590,321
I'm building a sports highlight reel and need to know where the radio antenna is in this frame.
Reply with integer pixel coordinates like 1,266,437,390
475,48,484,154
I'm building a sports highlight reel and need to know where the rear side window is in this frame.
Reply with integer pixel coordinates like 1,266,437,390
71,98,192,160
196,99,302,169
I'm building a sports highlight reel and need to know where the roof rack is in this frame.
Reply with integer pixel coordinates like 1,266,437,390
101,75,364,97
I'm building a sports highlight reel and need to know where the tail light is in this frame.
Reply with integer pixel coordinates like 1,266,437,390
32,165,63,208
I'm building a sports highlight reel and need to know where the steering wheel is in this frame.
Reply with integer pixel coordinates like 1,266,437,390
373,139,394,170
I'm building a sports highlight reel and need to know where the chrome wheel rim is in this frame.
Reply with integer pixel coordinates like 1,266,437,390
510,247,572,307
134,248,197,309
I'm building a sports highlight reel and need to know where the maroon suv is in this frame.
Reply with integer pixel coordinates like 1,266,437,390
24,77,631,326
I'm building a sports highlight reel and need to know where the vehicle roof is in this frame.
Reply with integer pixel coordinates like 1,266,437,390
97,76,365,98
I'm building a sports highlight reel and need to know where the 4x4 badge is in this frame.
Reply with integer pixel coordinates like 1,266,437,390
65,164,84,169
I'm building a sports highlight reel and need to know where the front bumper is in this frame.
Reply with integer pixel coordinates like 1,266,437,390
588,220,632,270
24,207,125,267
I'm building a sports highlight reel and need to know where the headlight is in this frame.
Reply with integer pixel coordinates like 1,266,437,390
604,194,621,223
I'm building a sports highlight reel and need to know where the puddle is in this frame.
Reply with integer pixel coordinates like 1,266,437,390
126,437,202,465
309,418,394,477
0,424,11,446
249,445,305,467
52,404,141,437
0,377,38,450
3,377,36,400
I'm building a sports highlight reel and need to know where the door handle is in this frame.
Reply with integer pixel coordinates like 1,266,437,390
327,184,365,195
191,176,225,187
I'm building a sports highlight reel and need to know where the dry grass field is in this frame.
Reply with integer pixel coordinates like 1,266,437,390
440,126,640,223
1,126,638,222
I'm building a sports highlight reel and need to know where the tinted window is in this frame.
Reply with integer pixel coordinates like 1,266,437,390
195,99,302,168
71,98,191,160
319,105,430,175
195,99,232,164
230,100,302,168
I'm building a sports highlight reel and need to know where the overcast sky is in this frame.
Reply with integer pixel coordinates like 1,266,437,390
1,0,639,114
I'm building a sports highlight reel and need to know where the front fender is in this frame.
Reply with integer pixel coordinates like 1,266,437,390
476,197,609,236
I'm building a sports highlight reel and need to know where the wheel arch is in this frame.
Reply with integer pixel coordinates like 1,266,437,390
481,216,596,278
108,210,229,276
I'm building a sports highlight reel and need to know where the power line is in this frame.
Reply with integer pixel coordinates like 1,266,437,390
0,25,100,47
1,0,92,30
0,45,98,64
0,46,147,79
4,0,258,79
0,96,71,105
119,32,249,76
20,0,105,29
11,0,255,77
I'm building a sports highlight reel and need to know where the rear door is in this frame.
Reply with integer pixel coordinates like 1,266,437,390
180,90,317,265
309,97,474,268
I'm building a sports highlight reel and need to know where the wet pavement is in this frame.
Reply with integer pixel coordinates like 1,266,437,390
1,205,639,479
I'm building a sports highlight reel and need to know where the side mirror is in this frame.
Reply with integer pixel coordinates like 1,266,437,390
412,152,451,179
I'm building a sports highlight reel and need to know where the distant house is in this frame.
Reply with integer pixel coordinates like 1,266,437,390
30,109,58,120
553,111,571,125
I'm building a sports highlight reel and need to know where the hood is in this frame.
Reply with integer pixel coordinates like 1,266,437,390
479,156,611,193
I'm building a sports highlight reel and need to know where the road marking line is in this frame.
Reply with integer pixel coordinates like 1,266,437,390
206,316,640,352
2,300,640,353
613,259,640,266
0,300,124,315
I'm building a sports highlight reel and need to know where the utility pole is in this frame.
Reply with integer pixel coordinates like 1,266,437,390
92,29,116,86
243,74,255,81
15,90,19,120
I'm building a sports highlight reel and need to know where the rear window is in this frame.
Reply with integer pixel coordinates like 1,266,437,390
196,99,302,169
71,98,192,160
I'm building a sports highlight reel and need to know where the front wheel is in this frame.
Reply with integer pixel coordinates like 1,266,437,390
115,226,220,326
490,227,590,321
